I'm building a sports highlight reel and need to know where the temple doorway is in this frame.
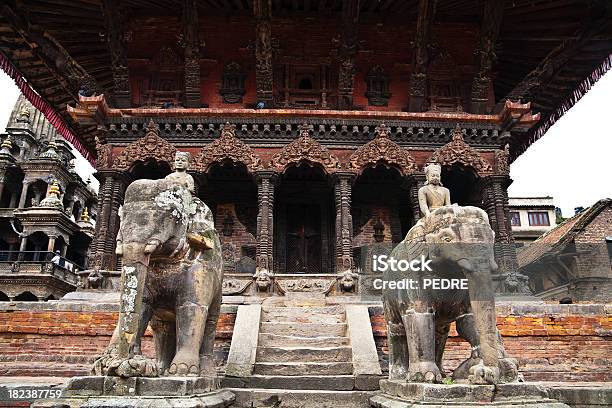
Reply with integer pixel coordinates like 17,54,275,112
275,163,333,274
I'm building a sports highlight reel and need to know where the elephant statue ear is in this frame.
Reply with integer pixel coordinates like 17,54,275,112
402,239,429,261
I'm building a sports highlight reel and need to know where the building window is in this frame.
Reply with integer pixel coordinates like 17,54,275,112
509,212,521,226
528,211,550,226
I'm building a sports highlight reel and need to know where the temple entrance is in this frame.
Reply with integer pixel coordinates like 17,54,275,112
275,163,333,274
285,203,322,273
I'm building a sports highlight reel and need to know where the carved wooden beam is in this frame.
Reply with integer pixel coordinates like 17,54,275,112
407,0,436,112
338,0,360,110
496,2,612,111
1,4,100,98
254,0,274,106
183,0,201,108
102,0,131,108
470,0,504,114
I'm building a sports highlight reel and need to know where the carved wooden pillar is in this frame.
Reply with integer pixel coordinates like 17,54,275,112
17,180,30,208
254,0,274,106
481,175,518,275
408,0,436,112
102,0,131,108
405,173,426,223
470,0,504,114
255,171,276,273
88,171,128,270
183,0,201,108
47,235,57,253
334,172,354,273
338,0,360,110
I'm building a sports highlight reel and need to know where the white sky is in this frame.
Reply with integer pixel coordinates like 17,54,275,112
1,70,611,217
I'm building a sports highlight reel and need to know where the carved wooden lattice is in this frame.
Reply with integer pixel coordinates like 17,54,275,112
426,125,492,176
348,124,417,175
269,125,340,173
193,123,262,173
112,120,176,170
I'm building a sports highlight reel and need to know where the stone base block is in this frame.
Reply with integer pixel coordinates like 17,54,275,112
32,389,235,408
62,376,221,397
371,380,570,407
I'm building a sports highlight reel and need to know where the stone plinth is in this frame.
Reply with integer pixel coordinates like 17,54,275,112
370,380,570,407
32,376,235,408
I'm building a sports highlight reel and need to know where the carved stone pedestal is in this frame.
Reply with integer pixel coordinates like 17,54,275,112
370,380,570,408
32,376,235,408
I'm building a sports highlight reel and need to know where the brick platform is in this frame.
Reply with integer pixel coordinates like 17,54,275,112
0,301,610,382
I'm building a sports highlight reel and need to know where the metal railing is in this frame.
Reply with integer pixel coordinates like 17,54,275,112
0,251,84,271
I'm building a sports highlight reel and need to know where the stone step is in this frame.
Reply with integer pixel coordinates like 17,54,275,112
260,322,347,337
258,333,350,347
261,311,344,324
261,305,345,315
254,362,354,376
228,388,374,408
223,375,356,391
256,346,352,363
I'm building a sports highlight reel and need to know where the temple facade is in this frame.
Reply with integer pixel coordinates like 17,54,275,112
0,96,97,301
1,0,610,298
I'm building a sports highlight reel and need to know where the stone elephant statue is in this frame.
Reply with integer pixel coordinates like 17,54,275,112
382,205,518,385
92,178,223,377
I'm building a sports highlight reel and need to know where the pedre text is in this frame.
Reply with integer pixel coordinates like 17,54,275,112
372,278,469,290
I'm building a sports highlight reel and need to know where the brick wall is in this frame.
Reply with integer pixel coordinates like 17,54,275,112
369,303,612,382
0,304,235,377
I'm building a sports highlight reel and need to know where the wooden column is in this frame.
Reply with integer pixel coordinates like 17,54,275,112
254,0,274,106
338,0,360,110
87,171,127,271
481,175,518,275
470,0,504,114
183,0,201,108
255,171,276,273
407,0,436,112
406,173,426,222
102,0,131,108
334,172,354,273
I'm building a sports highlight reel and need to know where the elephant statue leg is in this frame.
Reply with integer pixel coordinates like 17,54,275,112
434,323,450,377
402,310,442,383
151,317,176,374
387,321,409,380
168,261,209,376
199,292,221,376
452,313,481,380
115,301,158,378
465,262,500,385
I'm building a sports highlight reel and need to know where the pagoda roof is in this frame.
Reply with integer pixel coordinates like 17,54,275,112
1,1,611,164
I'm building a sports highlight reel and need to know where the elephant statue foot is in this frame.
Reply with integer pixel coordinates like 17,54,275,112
167,352,200,376
92,351,158,378
408,361,443,383
468,361,500,385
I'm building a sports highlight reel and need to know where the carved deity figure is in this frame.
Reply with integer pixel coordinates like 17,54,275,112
165,151,195,194
418,163,451,219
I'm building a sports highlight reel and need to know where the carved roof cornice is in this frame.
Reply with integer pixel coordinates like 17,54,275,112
112,120,176,170
426,125,493,177
348,124,417,175
193,123,262,173
269,124,340,174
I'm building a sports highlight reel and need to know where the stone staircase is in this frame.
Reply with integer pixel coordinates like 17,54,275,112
254,304,354,385
224,296,382,407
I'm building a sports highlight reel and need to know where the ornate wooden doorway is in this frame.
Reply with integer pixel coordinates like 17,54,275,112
286,204,322,273
274,163,333,274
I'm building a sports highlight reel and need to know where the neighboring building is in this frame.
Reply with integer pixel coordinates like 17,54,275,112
508,197,557,247
518,199,612,303
0,95,97,301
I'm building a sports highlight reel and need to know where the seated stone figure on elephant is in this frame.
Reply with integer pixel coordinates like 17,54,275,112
382,165,518,385
92,166,223,378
